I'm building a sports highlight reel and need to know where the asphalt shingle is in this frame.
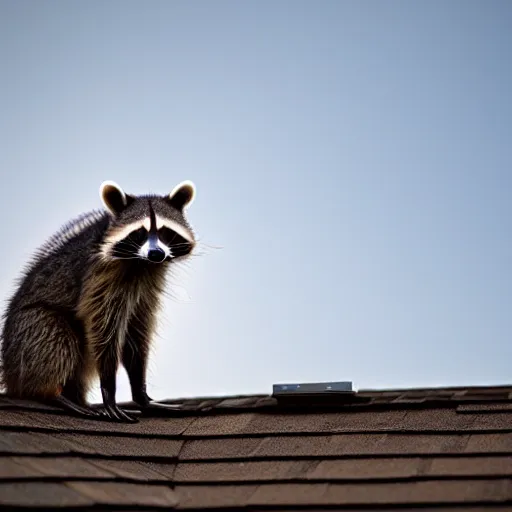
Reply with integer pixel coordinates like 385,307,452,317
1,384,511,510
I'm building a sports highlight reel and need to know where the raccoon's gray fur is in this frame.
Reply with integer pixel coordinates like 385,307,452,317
0,180,196,422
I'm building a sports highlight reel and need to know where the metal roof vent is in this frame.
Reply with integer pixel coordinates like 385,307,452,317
273,381,353,396
271,381,362,406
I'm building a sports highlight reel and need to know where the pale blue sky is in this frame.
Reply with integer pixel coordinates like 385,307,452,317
1,1,511,403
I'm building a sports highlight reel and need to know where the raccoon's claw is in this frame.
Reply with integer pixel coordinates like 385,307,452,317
49,395,104,420
103,402,139,423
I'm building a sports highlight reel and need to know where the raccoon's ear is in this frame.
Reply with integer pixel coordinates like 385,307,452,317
167,180,196,210
100,181,133,216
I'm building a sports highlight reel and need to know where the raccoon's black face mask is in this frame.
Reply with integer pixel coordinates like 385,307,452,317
99,180,196,264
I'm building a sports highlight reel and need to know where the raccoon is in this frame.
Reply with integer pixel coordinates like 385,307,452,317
0,180,196,423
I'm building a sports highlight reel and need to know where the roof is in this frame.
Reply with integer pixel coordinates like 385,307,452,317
1,384,512,510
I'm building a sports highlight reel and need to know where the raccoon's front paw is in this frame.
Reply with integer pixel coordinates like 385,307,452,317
101,383,140,423
103,402,139,423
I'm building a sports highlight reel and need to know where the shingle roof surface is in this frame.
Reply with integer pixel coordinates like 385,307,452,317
1,384,512,510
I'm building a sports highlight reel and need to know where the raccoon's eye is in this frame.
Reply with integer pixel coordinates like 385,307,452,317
112,227,148,258
115,227,147,252
128,227,147,246
158,227,191,257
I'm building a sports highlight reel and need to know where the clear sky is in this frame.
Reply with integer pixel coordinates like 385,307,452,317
1,1,511,403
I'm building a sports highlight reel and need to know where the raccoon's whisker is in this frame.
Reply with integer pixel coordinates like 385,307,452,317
111,250,138,257
190,242,223,257
170,243,194,250
112,256,143,261
112,250,140,257
116,243,143,252
184,252,206,259
123,241,144,250
109,249,139,257
193,238,224,250
110,247,144,258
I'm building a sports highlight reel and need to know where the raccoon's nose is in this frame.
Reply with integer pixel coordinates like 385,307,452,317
147,248,166,263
